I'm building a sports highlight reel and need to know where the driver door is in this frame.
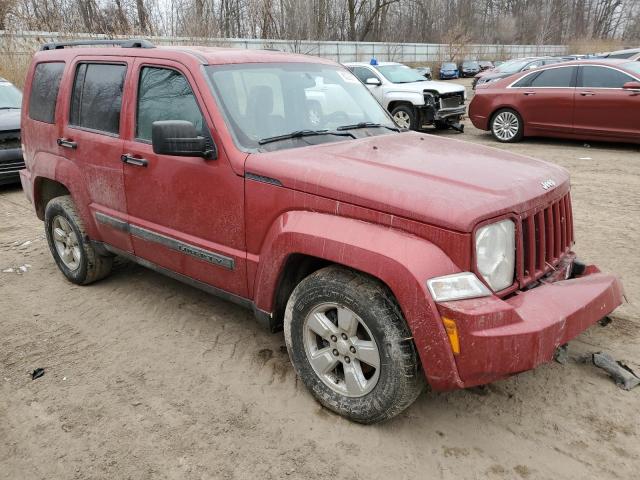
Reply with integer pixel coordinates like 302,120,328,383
121,59,248,297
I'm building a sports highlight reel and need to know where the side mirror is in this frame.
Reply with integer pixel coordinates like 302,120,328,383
152,120,216,159
365,77,381,86
622,81,640,91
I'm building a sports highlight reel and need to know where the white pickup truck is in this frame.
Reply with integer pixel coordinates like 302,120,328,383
344,61,467,132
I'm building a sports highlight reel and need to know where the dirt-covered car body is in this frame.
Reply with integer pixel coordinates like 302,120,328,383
19,42,623,406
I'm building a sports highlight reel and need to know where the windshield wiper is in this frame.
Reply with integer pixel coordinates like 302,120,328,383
258,129,355,145
336,122,399,132
0,107,20,110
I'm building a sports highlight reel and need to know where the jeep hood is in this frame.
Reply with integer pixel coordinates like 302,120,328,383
245,132,569,232
384,80,464,95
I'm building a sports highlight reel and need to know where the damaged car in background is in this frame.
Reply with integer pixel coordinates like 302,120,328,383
346,61,466,132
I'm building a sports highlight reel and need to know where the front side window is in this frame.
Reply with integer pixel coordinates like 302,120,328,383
206,63,396,152
350,66,378,83
579,66,634,88
70,63,126,134
515,66,576,88
136,67,205,141
28,62,65,123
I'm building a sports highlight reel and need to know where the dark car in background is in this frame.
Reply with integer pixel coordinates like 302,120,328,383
460,60,481,77
478,60,494,71
472,56,566,89
439,62,459,79
0,78,23,186
605,47,640,61
414,66,432,80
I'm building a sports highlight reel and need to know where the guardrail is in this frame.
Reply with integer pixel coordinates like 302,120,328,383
0,31,568,63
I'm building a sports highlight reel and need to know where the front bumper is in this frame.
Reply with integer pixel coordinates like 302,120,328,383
0,147,24,186
436,265,624,388
435,105,466,120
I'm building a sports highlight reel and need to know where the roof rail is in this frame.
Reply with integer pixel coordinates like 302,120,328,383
40,39,155,51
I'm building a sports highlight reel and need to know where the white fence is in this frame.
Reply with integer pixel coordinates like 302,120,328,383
0,31,568,63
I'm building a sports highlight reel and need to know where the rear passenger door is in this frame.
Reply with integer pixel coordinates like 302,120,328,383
511,66,576,134
573,65,640,140
120,59,247,298
60,59,132,252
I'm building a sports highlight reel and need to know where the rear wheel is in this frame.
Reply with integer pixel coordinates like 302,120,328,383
391,104,417,130
284,266,424,423
45,195,112,285
490,108,524,142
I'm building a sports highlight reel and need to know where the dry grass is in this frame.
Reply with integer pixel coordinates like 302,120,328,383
568,38,623,55
0,51,32,88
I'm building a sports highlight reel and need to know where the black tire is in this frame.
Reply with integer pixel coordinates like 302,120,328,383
390,104,417,131
490,108,524,143
284,266,425,423
44,195,112,285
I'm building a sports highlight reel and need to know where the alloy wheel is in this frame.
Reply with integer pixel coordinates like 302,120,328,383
51,215,81,271
492,111,520,141
303,302,380,397
393,111,411,129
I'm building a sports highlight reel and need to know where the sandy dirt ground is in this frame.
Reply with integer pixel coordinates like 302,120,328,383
1,78,639,479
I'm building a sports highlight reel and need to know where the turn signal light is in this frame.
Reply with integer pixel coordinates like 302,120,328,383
442,317,460,355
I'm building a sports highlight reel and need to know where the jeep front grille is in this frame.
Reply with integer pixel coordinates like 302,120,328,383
519,192,574,287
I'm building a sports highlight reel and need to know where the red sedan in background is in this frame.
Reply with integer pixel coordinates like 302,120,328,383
469,60,640,143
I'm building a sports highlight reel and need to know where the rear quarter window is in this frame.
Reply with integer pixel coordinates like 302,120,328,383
29,62,65,123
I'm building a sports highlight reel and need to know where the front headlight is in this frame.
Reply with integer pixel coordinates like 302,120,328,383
475,219,516,291
427,272,491,302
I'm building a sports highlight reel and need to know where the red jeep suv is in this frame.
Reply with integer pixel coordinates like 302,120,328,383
20,40,624,423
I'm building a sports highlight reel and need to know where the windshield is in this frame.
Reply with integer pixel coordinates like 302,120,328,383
375,65,425,83
495,59,532,74
463,61,479,68
206,63,396,152
442,63,456,69
623,62,640,76
0,82,22,109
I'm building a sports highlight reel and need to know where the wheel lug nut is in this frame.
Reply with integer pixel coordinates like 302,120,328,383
344,356,351,363
350,346,356,354
332,349,339,356
330,335,337,342
341,333,348,340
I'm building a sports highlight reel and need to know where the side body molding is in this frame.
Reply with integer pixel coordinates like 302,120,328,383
252,211,466,391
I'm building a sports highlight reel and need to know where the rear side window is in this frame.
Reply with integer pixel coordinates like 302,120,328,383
70,63,126,135
136,67,205,141
579,66,634,88
29,62,65,123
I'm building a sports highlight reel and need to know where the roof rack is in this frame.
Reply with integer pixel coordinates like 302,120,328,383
40,39,155,51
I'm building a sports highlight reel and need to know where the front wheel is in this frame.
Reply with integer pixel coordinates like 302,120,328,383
490,108,524,142
390,104,417,130
284,266,424,423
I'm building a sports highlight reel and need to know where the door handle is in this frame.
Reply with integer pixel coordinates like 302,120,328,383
57,138,77,149
121,154,148,167
579,91,595,96
523,91,536,96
